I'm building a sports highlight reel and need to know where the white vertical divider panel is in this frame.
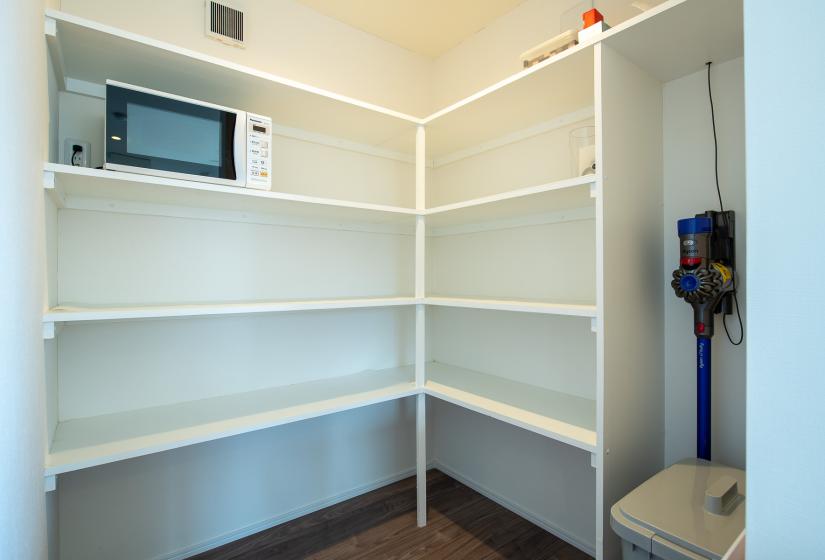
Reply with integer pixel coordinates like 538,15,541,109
596,43,664,560
414,124,427,527
593,44,606,560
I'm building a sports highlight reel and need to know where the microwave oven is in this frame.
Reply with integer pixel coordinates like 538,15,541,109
104,80,272,190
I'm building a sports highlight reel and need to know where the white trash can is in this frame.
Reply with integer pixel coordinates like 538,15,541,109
611,459,745,560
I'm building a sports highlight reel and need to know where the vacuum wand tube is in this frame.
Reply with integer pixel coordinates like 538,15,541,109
671,211,735,461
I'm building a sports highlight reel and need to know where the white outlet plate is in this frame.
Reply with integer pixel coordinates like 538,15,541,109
63,138,91,167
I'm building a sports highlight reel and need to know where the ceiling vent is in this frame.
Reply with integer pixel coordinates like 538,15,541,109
205,1,245,48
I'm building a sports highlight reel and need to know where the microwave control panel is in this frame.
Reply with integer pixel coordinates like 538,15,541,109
246,114,273,190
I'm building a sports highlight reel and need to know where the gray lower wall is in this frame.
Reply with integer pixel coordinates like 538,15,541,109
57,398,416,560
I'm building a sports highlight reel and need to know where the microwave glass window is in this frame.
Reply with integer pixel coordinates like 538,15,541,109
126,103,221,166
106,84,238,182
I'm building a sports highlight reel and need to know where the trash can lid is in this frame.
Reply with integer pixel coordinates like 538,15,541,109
610,459,745,560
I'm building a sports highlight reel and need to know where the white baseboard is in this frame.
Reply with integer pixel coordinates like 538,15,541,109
155,467,417,560
429,459,597,558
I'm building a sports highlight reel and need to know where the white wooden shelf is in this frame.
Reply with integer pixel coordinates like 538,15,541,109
43,297,594,327
425,176,596,230
424,362,596,452
44,297,418,325
44,10,419,153
601,0,742,83
46,366,417,476
424,46,594,159
424,297,596,317
44,164,419,229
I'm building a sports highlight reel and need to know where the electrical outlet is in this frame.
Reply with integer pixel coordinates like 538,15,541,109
63,138,91,167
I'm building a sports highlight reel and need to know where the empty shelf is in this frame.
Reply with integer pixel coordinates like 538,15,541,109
44,297,418,324
424,297,596,317
424,47,594,159
44,164,419,227
46,366,417,476
425,177,596,231
424,362,596,452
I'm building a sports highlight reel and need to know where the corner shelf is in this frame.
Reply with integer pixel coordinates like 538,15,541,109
43,297,418,325
425,176,596,232
43,297,593,330
424,362,596,452
424,297,596,317
44,164,420,229
46,366,417,476
423,47,595,160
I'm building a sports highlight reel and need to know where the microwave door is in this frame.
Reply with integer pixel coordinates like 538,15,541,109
105,83,244,187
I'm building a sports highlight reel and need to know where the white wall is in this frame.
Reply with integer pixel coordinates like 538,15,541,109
57,210,413,306
0,0,47,558
745,1,825,556
58,0,432,116
663,57,745,469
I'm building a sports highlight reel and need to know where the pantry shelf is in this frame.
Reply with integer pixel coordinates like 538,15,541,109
424,362,597,452
424,297,596,317
43,297,419,325
425,176,596,230
46,366,417,476
44,163,419,229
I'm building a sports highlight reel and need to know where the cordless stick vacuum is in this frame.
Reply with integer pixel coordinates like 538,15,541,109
671,211,735,461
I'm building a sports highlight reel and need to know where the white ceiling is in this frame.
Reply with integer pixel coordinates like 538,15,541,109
295,0,526,58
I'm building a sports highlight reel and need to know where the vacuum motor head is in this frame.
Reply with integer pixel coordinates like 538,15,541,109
671,213,735,338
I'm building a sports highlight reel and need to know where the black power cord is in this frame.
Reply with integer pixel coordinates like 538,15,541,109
706,61,744,346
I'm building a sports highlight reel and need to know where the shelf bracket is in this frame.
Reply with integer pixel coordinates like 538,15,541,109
44,16,57,38
43,170,66,208
43,170,55,190
42,322,55,340
590,317,597,333
590,452,598,469
589,181,599,199
45,475,56,493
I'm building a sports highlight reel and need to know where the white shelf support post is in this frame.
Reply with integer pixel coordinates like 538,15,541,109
414,124,427,527
416,392,426,527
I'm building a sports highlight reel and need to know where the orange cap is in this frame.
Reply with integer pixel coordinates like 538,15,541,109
582,8,604,28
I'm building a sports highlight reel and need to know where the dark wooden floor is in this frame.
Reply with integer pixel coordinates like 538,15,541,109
192,469,593,560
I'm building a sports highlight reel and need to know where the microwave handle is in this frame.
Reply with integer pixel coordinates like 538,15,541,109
233,111,247,185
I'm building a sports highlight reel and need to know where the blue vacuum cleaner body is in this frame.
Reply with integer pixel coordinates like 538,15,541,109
671,211,735,460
